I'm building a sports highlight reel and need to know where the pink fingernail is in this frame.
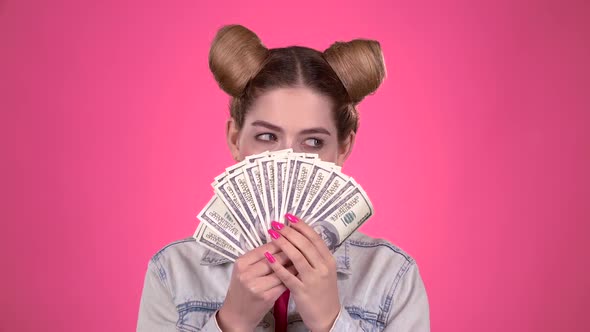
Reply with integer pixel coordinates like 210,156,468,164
268,229,281,240
285,213,299,223
264,251,276,263
271,221,285,230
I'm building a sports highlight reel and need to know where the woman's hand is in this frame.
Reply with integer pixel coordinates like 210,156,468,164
266,215,341,332
217,242,296,332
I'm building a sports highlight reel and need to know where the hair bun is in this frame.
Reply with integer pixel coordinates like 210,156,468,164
323,39,386,104
209,25,269,97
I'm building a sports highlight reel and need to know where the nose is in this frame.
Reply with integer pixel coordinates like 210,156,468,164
277,137,297,152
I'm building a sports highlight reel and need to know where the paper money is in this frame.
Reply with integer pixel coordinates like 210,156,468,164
193,221,241,261
213,178,262,246
228,169,266,245
197,196,253,252
243,162,269,241
194,149,374,261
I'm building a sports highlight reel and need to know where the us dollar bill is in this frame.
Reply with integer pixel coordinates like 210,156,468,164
228,169,266,245
282,154,316,220
213,178,262,246
307,178,357,224
193,221,240,261
269,150,292,221
197,195,253,253
302,170,350,221
293,161,333,218
195,149,374,257
243,162,272,243
257,157,276,233
284,157,315,218
311,186,374,252
281,155,299,221
274,157,289,222
213,151,270,186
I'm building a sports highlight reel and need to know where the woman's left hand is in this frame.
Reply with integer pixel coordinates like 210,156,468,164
266,215,341,332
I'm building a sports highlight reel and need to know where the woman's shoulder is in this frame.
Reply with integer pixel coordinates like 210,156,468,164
145,237,233,291
346,231,414,259
149,237,202,262
342,231,418,273
146,237,214,275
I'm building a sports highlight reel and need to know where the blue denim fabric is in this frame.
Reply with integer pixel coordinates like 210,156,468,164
137,231,430,331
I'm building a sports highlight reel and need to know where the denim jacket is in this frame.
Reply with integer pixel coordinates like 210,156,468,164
137,231,430,331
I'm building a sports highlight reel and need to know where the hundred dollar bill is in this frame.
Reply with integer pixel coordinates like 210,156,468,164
311,186,374,252
316,160,341,173
193,221,240,261
293,161,333,219
257,157,276,235
282,153,316,222
274,157,289,222
307,178,357,224
284,156,316,219
243,162,270,242
227,151,269,174
213,151,270,186
197,195,253,253
269,149,293,157
268,150,292,221
302,170,350,221
281,154,300,221
228,168,266,245
213,178,262,246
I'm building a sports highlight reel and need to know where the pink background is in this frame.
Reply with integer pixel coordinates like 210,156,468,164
1,0,588,331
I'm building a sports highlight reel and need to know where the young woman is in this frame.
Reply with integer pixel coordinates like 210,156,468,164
137,25,430,332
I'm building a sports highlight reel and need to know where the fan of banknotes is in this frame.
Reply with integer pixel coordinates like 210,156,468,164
193,149,374,261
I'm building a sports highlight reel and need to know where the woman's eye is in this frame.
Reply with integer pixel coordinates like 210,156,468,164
304,138,324,149
255,133,277,142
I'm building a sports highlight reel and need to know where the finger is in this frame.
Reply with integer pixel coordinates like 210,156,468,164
267,228,313,274
287,216,333,261
265,251,303,291
263,283,288,303
236,241,280,266
244,251,292,278
252,265,298,292
271,220,324,269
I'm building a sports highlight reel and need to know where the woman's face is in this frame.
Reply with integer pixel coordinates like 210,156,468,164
227,87,354,165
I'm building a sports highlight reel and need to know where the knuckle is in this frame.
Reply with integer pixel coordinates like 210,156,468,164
279,273,292,284
317,266,330,277
292,255,307,266
236,272,248,284
234,259,246,272
249,285,263,297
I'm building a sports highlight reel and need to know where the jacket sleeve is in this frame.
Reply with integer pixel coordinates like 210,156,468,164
136,261,222,332
329,261,430,331
385,261,430,331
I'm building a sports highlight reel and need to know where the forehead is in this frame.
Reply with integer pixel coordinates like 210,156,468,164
245,87,335,130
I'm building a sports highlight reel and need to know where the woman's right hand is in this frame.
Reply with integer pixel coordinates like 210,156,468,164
216,242,295,332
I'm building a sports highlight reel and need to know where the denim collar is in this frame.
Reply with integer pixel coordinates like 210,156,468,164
199,240,352,275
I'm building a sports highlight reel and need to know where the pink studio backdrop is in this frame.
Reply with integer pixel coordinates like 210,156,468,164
1,0,588,331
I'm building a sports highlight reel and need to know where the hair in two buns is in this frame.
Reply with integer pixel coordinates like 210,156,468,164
209,24,386,138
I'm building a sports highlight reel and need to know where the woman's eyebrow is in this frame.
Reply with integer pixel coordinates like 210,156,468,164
251,120,283,132
252,120,283,133
250,120,331,136
299,128,331,136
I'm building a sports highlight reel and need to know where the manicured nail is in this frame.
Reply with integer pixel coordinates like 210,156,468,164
264,251,276,263
271,221,285,230
268,228,281,240
285,213,299,223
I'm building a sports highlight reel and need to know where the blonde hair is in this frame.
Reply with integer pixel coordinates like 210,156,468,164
209,24,386,141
